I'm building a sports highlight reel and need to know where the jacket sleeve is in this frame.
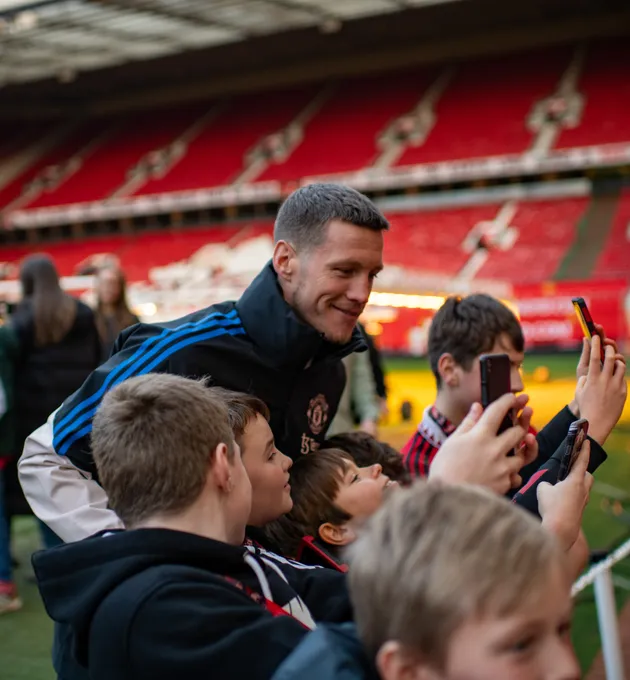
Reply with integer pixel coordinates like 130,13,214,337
273,561,353,624
518,406,577,485
513,435,607,518
92,578,311,680
18,414,124,543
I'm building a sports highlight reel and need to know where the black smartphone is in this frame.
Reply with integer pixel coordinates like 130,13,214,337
557,419,589,482
572,297,605,363
480,353,514,436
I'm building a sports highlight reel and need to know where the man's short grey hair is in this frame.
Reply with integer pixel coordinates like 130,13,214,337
274,183,389,251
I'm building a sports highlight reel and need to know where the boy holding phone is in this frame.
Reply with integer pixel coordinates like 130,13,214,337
402,294,626,480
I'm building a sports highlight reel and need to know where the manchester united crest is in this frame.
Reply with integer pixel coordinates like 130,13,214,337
306,394,329,436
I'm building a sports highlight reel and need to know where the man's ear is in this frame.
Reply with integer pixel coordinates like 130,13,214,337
211,442,233,493
319,522,356,547
376,641,439,680
437,353,460,389
272,240,297,283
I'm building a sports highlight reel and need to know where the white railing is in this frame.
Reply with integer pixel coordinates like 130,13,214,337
572,536,630,680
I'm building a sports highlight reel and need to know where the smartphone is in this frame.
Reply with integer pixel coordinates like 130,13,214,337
572,297,605,363
557,419,589,482
480,353,514,436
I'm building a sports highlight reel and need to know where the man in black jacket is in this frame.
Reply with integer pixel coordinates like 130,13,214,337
34,374,352,680
19,182,389,544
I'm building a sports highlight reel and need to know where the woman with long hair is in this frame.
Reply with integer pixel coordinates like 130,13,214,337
94,264,139,361
3,254,101,554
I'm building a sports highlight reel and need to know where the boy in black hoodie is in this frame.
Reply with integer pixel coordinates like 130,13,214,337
33,374,351,680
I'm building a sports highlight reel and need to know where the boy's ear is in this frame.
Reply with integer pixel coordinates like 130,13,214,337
437,353,460,389
376,641,440,680
318,522,356,547
211,442,233,493
272,240,297,283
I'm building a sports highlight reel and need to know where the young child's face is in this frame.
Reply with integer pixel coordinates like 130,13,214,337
435,564,578,680
452,333,525,411
334,461,397,522
240,414,293,527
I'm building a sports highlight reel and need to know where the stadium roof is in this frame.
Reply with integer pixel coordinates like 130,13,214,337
0,0,461,85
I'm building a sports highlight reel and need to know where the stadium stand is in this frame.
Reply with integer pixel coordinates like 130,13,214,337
3,44,630,212
24,106,210,207
474,197,589,283
385,204,501,276
136,88,317,194
0,121,107,210
257,71,432,181
556,39,630,149
396,48,572,165
593,188,630,280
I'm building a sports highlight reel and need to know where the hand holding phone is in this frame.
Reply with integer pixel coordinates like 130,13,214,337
557,419,589,482
572,297,605,363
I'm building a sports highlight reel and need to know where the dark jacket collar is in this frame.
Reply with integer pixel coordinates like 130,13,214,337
236,261,366,370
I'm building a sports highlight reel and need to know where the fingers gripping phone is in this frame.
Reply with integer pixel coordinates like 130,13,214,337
557,419,589,482
572,297,605,363
480,353,514,436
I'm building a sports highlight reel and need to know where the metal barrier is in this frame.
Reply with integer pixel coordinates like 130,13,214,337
572,537,630,680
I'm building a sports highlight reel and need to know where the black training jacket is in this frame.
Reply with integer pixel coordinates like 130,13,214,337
51,261,366,474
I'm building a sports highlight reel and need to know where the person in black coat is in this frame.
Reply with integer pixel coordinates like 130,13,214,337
3,254,101,545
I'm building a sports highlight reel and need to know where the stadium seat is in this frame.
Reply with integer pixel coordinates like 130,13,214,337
556,39,630,149
137,89,316,195
396,48,572,165
384,205,501,276
258,71,432,182
475,198,588,282
25,106,208,208
593,189,630,280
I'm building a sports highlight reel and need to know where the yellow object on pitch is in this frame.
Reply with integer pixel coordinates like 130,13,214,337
532,366,550,383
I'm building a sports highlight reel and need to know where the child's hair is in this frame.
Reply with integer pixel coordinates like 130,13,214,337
207,387,270,449
428,294,524,387
347,482,566,666
265,448,353,557
323,432,411,485
92,374,235,527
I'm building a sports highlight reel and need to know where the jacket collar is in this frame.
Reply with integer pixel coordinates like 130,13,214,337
236,261,366,370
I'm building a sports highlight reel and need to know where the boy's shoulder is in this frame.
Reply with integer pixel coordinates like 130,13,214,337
271,623,379,680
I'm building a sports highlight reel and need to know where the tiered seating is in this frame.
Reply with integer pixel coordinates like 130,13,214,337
27,106,208,208
396,48,571,166
557,40,630,149
593,190,630,280
0,121,103,209
0,223,271,282
475,198,588,282
137,89,316,195
384,204,501,276
258,71,432,182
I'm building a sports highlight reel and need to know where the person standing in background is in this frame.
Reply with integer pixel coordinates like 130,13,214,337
93,265,139,362
360,322,389,419
5,254,101,549
327,349,381,437
0,322,19,614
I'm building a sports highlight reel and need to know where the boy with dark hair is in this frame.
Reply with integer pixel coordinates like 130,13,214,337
32,374,352,680
323,431,411,485
403,294,626,479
